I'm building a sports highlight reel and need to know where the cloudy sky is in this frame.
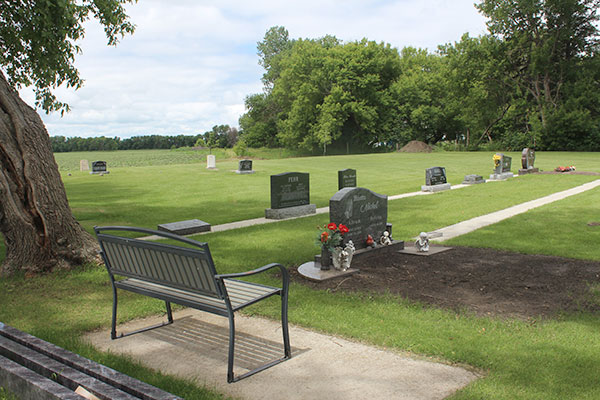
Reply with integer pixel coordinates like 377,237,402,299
20,0,489,138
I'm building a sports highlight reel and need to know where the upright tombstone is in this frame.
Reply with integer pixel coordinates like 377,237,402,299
518,148,539,174
329,187,388,250
265,172,316,219
80,159,89,172
489,153,514,180
422,166,451,192
338,168,357,190
90,161,108,174
236,159,254,174
206,155,216,169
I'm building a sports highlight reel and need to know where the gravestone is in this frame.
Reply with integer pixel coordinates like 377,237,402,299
518,148,539,174
338,169,357,190
158,219,211,235
422,166,451,192
462,174,485,184
329,187,388,250
265,172,316,219
90,161,108,174
489,153,514,180
236,159,254,174
206,155,216,169
80,159,89,172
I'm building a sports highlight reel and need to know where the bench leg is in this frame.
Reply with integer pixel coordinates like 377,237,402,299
111,284,118,340
165,301,173,324
227,313,236,383
281,292,291,359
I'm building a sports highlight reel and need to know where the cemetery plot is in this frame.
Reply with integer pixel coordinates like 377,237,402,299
265,172,316,219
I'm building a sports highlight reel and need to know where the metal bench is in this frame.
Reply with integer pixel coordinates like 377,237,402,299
94,226,291,383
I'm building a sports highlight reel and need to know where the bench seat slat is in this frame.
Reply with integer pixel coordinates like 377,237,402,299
115,278,280,313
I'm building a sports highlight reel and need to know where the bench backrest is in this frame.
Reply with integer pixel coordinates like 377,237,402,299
95,227,222,299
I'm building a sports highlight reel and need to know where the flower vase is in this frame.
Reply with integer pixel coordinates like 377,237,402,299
320,247,331,270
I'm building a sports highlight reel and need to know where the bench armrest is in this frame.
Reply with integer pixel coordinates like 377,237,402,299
215,263,289,289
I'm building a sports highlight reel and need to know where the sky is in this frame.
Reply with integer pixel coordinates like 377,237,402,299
20,0,489,139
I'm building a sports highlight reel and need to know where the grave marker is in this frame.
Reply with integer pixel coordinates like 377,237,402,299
80,159,89,172
206,155,216,169
422,166,451,192
490,153,514,180
90,161,108,174
236,159,254,174
519,148,539,174
265,172,316,219
338,169,357,190
329,187,388,250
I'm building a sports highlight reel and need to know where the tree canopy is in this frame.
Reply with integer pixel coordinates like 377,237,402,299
240,1,600,152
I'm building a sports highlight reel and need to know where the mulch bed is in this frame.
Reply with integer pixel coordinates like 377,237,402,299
291,245,600,319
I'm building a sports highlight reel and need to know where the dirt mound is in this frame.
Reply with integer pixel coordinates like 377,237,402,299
399,140,433,153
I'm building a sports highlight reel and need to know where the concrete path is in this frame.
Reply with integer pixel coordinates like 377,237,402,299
432,179,600,242
85,310,478,400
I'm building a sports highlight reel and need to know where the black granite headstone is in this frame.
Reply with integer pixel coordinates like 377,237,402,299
329,187,388,250
338,169,357,190
270,172,310,209
91,161,107,174
425,167,447,186
239,159,253,171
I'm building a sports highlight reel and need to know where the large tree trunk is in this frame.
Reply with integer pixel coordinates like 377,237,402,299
0,71,98,275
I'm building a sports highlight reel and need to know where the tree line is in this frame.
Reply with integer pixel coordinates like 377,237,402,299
239,0,600,152
50,125,239,152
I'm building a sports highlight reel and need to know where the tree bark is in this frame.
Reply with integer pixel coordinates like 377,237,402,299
0,71,98,275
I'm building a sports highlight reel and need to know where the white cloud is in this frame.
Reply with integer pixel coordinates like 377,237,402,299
23,0,487,138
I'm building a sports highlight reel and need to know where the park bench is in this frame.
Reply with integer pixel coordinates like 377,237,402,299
94,226,291,383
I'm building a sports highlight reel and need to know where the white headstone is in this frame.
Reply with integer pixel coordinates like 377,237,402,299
80,159,89,171
206,155,216,169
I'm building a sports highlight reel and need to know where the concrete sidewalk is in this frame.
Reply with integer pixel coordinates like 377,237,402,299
85,309,478,400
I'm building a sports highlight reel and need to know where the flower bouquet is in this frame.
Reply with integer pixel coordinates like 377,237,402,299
316,223,349,270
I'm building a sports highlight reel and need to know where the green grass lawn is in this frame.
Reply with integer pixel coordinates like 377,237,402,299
1,149,600,399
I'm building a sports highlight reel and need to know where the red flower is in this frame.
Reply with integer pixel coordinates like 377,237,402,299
320,231,329,242
327,223,337,231
339,224,349,234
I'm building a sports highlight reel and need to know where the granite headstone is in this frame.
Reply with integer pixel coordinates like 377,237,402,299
236,159,254,174
329,187,388,250
270,172,310,209
338,169,357,190
90,161,108,174
426,167,447,185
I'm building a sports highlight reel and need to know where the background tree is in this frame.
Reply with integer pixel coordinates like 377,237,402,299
0,0,136,275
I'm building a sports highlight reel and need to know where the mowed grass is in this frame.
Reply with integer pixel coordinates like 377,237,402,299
2,149,600,399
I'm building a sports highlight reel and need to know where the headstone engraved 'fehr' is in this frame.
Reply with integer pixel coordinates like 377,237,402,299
329,187,387,250
338,169,357,190
270,172,310,209
426,167,447,186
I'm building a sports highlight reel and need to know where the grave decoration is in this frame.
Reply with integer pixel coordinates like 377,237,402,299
415,232,430,252
489,153,514,180
236,159,255,174
518,148,539,174
338,168,357,190
298,187,404,281
206,155,216,169
265,172,316,219
422,166,451,192
90,161,108,175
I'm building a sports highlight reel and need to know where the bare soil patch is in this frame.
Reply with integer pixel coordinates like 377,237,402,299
291,245,600,319
398,140,433,153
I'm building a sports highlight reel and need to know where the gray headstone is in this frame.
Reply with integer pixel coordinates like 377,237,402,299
521,148,535,169
493,153,512,174
157,219,211,235
270,172,310,209
426,167,447,186
338,169,357,190
462,174,485,184
80,159,89,171
206,155,216,169
90,161,107,174
329,187,388,250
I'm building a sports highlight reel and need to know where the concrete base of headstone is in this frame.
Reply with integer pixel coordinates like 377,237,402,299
421,183,451,192
264,204,317,220
90,171,109,175
297,261,359,281
462,175,485,184
235,170,255,174
157,219,211,235
489,172,514,180
518,168,539,175
398,244,453,256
